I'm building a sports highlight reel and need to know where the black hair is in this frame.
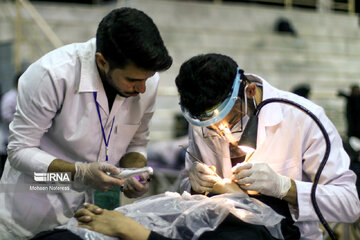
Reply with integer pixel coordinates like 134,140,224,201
175,53,240,118
292,84,311,99
96,8,172,71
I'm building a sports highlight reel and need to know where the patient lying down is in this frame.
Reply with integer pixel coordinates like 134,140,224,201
69,179,285,240
73,179,242,239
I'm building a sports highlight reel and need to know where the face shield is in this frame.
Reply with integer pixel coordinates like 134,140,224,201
181,68,254,160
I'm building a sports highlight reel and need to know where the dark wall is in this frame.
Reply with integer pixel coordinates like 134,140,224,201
30,0,116,4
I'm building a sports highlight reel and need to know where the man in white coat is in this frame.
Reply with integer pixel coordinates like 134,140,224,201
175,53,360,239
0,7,172,239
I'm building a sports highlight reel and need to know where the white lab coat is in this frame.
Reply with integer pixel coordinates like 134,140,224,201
0,38,159,239
180,74,360,240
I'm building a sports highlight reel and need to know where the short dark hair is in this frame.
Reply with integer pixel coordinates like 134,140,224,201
175,53,239,117
291,84,311,99
96,8,172,71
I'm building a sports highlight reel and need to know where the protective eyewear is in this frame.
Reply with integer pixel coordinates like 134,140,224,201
181,68,243,127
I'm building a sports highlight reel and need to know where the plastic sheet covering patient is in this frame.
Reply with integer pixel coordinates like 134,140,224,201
61,180,284,240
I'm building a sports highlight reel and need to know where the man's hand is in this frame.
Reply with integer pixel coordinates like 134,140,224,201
122,173,150,198
75,203,151,240
232,162,291,199
74,162,126,191
189,162,221,194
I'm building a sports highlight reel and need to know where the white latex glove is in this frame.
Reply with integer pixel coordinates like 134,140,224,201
232,162,291,199
74,162,126,191
189,161,221,194
122,172,150,198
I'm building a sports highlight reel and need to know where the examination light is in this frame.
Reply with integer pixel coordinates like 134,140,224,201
237,97,336,240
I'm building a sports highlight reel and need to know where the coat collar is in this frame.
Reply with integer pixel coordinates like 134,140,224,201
245,74,284,147
77,38,102,93
246,73,283,127
77,38,110,114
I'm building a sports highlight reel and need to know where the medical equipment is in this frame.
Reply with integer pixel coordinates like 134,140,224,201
179,145,202,163
238,98,336,240
111,166,153,179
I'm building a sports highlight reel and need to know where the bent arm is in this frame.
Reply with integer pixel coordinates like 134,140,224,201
7,63,65,174
295,111,360,223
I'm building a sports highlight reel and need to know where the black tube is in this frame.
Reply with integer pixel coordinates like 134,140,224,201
255,98,336,240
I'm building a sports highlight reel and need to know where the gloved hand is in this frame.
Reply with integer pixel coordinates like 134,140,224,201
189,162,221,194
74,162,126,192
122,172,150,198
232,162,291,199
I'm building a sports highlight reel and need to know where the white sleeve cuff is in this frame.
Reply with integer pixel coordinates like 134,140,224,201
8,147,56,174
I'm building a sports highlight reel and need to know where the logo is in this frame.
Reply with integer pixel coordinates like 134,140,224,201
34,172,71,182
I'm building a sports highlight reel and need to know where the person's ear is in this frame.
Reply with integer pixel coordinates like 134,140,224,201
95,52,109,73
246,82,257,98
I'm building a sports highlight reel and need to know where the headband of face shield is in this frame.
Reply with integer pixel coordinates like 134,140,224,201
181,68,243,128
